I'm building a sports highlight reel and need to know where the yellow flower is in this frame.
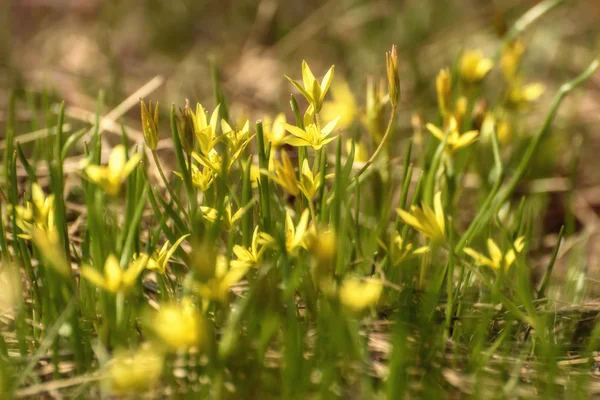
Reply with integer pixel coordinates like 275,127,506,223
80,254,148,293
146,234,190,275
12,183,57,240
285,60,334,112
260,209,310,255
84,145,142,196
346,139,368,163
283,116,340,150
298,159,322,200
383,232,429,266
264,150,299,196
200,201,246,232
231,227,267,269
501,39,525,81
175,163,214,191
140,99,159,151
263,113,288,148
506,81,545,110
221,119,253,159
339,277,383,313
464,237,525,271
460,50,494,83
321,80,357,130
105,344,163,395
426,116,478,153
194,255,249,304
397,192,446,243
190,103,220,155
150,298,207,350
436,68,451,116
31,183,54,224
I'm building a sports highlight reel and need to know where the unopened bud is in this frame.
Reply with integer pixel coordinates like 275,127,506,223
140,99,159,151
177,99,195,155
386,45,400,108
436,68,451,116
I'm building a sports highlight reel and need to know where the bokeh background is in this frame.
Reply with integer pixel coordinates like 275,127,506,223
2,0,600,283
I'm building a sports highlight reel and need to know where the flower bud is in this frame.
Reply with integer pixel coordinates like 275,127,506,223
436,68,451,116
140,99,159,151
386,45,400,108
177,100,195,155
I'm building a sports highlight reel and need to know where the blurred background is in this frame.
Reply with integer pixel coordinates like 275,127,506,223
1,0,600,284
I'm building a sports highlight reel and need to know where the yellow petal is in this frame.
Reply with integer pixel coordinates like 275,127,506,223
321,116,340,135
301,60,316,92
80,266,108,290
426,123,445,141
339,277,382,312
104,254,124,292
486,239,503,266
108,146,127,179
319,65,335,103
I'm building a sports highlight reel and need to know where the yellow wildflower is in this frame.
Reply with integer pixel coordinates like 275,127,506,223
383,232,429,266
264,150,299,196
397,192,446,243
190,103,220,155
263,113,288,148
426,116,478,153
464,237,525,271
436,68,451,116
80,254,148,293
200,201,246,232
105,344,163,395
285,60,334,112
501,39,525,81
84,145,142,196
460,50,494,83
298,159,322,200
231,227,267,269
339,277,383,313
321,80,357,130
260,209,310,255
221,119,253,160
12,183,57,240
506,81,545,110
346,139,368,163
283,116,340,150
140,99,159,151
175,163,214,191
194,255,249,304
146,234,190,275
150,298,207,350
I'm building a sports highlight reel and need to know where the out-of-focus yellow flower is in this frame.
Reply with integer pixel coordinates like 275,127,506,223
12,183,57,241
231,227,267,269
436,68,451,116
283,116,340,150
321,80,357,130
146,234,189,275
175,163,214,192
264,150,299,196
200,201,246,232
386,45,400,108
361,77,386,142
190,103,220,155
140,99,159,151
426,116,479,153
150,298,207,350
194,255,249,304
345,139,368,163
298,159,322,200
397,191,446,243
339,277,383,313
381,232,429,266
454,96,468,129
506,81,545,110
263,113,288,148
285,61,335,112
501,39,525,81
307,229,337,280
221,119,254,160
260,209,310,255
105,343,163,395
80,254,148,293
0,263,21,315
497,118,513,145
464,237,525,271
84,145,141,196
460,50,494,83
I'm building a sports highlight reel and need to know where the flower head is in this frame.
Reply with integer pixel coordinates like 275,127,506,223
190,103,220,155
194,255,249,304
501,39,525,81
321,80,357,130
283,116,340,150
383,232,429,266
339,277,383,313
231,227,268,269
506,81,545,110
200,200,246,232
460,50,493,83
80,254,148,293
397,192,446,243
140,99,159,151
105,344,163,395
426,116,479,153
175,163,214,191
150,298,207,350
298,159,322,200
285,61,334,112
260,209,310,255
464,237,525,271
221,119,254,160
264,150,299,196
263,113,288,148
146,234,189,275
84,145,141,196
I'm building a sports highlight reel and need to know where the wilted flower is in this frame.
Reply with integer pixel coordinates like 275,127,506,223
397,192,446,243
83,145,142,196
426,116,479,153
283,116,340,150
339,277,383,313
80,254,148,293
460,50,493,83
464,237,525,271
286,60,334,112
